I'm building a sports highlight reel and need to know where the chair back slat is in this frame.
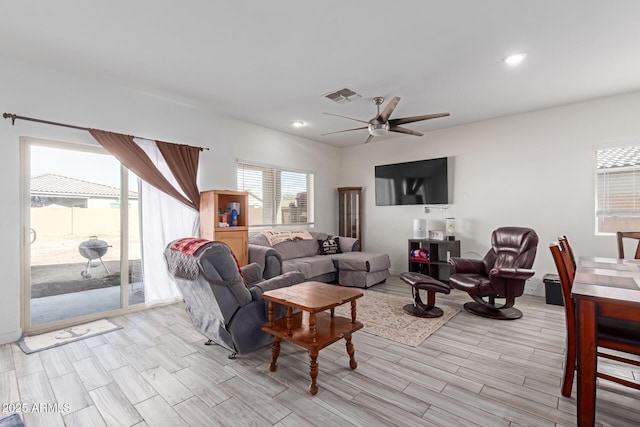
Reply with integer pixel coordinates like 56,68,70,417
616,231,640,259
549,243,576,320
558,235,576,272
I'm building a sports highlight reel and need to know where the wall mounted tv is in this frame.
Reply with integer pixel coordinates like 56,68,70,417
375,157,449,206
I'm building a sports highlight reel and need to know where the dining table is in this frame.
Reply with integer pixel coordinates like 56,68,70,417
572,256,640,426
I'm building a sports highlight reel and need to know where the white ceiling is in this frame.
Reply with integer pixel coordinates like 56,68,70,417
2,1,640,147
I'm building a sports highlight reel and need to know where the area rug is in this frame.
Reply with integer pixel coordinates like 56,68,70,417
18,318,122,354
335,290,460,347
0,414,25,427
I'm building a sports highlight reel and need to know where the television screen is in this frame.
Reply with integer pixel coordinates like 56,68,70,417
375,157,449,206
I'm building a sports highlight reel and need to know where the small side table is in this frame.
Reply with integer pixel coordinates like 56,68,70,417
261,281,363,395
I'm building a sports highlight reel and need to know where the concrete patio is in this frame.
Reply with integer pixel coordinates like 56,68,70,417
30,284,145,326
30,259,144,325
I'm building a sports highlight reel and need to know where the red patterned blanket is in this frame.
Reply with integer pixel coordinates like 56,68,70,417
170,238,212,256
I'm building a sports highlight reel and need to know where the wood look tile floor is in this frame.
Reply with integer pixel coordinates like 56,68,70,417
2,276,639,427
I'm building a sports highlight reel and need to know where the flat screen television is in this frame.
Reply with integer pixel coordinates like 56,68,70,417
375,157,449,206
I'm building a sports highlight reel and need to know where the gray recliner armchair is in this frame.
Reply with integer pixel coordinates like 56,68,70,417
164,239,305,358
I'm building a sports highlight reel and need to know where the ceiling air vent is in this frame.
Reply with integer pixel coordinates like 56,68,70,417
323,88,362,104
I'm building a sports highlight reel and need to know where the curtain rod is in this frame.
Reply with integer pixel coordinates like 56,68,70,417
2,112,209,151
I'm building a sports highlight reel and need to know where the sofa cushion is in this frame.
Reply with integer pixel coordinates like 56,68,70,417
338,268,390,288
331,251,391,273
282,256,335,279
337,236,359,252
318,237,341,255
249,231,329,260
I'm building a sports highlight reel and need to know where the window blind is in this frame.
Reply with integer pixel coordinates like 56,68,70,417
237,161,314,229
596,145,640,233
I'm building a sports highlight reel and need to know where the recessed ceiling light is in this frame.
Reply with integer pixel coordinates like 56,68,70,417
503,52,527,66
292,121,305,128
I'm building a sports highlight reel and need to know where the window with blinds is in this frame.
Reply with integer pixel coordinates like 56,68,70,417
237,161,314,229
596,145,640,233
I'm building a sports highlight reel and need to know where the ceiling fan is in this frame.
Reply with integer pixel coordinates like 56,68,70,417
322,96,449,144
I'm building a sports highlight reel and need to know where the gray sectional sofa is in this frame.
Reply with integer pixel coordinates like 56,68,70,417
248,231,391,288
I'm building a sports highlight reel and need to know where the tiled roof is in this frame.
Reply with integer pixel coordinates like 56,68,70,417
31,173,138,199
597,146,640,169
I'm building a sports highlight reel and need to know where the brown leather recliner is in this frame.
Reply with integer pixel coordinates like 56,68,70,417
449,226,538,320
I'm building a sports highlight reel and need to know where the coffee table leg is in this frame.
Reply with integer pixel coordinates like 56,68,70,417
270,337,281,372
267,301,274,326
309,312,317,343
286,307,293,336
345,333,357,369
309,349,319,395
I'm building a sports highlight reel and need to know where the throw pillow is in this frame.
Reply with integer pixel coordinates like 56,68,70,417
318,237,341,255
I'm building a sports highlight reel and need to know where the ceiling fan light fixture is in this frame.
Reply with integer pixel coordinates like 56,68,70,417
368,122,389,136
503,52,527,66
323,95,449,144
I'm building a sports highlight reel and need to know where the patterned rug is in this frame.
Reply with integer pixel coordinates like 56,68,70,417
18,318,122,354
335,290,459,347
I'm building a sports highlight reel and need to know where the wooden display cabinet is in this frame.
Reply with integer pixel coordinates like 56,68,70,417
338,187,362,248
408,238,460,283
200,190,249,265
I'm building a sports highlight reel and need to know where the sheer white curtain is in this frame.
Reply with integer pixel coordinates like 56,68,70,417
135,138,199,306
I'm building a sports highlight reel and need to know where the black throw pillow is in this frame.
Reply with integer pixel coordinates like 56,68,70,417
318,237,341,255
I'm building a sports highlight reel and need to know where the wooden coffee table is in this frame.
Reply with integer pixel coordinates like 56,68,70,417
261,281,364,395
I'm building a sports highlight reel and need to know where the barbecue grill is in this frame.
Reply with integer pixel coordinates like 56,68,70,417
78,236,111,279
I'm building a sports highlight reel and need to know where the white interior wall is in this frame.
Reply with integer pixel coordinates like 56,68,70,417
0,57,341,344
339,90,640,295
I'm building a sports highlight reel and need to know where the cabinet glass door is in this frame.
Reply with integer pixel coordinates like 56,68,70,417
338,187,362,246
349,190,359,238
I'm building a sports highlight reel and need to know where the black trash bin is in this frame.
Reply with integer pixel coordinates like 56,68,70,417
543,273,564,306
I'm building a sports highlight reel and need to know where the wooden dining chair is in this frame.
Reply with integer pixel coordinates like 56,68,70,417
616,231,640,259
549,239,640,397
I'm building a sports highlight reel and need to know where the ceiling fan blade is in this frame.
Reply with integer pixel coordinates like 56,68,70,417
364,134,375,144
376,96,401,122
322,112,369,124
321,126,368,136
389,112,450,126
389,125,423,137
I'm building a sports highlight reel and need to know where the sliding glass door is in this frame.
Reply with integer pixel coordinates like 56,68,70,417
21,137,144,332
